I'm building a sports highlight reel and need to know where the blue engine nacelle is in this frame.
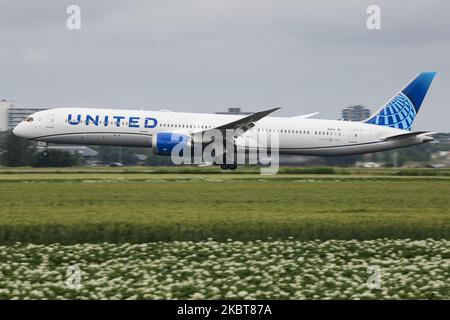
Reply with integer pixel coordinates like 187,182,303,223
152,132,191,156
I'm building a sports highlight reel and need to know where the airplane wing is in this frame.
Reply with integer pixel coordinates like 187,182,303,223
383,131,435,141
192,107,280,141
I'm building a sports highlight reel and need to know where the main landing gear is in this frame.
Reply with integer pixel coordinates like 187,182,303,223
220,145,238,170
220,163,237,170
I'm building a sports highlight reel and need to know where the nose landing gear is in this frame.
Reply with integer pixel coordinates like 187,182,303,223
38,141,49,157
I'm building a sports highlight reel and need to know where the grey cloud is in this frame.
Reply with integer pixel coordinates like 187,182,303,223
0,0,449,131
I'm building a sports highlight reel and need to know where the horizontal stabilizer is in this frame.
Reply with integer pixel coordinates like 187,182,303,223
383,131,434,141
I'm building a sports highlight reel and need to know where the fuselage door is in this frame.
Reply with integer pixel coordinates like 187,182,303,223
348,129,359,144
46,114,55,128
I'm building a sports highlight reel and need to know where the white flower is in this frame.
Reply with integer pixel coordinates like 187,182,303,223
0,239,448,299
238,290,248,298
192,292,204,299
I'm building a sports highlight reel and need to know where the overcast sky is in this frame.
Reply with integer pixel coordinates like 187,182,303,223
0,0,449,131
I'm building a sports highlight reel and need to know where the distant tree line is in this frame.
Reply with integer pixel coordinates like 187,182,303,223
0,132,173,167
1,131,450,167
0,132,80,167
90,145,173,166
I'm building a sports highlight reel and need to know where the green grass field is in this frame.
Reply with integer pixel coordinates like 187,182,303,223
0,169,449,243
0,168,449,300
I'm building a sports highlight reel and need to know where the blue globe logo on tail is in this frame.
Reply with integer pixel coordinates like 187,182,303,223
365,93,416,130
364,72,436,131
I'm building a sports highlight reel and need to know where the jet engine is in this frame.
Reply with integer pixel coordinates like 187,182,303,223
151,132,191,156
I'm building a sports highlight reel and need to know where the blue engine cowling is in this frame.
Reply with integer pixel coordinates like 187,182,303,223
152,132,191,156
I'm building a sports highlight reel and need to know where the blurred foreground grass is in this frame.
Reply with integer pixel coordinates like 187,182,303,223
0,170,448,243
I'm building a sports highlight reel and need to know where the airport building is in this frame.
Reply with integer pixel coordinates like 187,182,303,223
0,100,9,131
341,105,371,121
0,100,48,131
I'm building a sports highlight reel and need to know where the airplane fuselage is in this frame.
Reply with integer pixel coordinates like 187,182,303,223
13,107,431,157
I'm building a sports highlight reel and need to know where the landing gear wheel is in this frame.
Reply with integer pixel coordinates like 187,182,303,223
42,150,49,157
220,164,237,170
220,144,238,170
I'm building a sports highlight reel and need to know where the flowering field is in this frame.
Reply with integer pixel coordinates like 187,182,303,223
0,239,448,300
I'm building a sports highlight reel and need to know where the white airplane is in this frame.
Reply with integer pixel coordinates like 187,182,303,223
13,72,436,169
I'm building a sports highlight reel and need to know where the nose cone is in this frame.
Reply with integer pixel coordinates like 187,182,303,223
13,122,28,138
13,124,21,137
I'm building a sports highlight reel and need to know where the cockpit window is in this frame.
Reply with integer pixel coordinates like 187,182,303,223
25,117,34,122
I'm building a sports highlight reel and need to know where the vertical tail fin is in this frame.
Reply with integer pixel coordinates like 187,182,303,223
364,72,436,130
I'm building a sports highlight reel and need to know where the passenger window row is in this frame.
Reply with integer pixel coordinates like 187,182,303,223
258,128,310,134
159,124,213,129
65,118,342,137
257,128,342,136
